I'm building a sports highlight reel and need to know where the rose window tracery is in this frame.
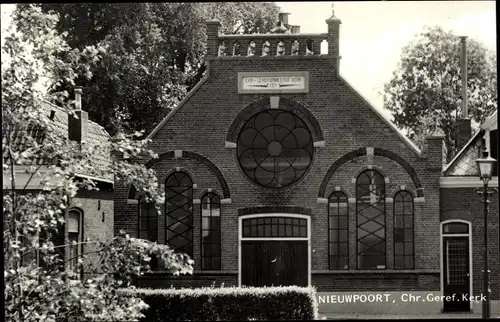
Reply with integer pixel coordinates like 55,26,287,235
237,109,314,188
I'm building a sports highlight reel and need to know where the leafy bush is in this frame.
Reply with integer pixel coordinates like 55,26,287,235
120,286,319,321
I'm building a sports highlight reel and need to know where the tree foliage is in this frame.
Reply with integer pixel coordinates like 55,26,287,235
2,5,193,321
31,2,280,136
382,26,497,161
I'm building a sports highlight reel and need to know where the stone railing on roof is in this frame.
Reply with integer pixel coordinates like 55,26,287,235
215,33,329,58
205,11,341,59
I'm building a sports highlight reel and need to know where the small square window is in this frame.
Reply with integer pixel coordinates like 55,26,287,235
339,230,348,243
272,224,278,237
329,230,338,242
202,217,210,230
243,226,250,237
339,217,348,230
278,224,285,237
395,242,403,255
329,216,338,229
394,255,404,269
257,225,265,237
329,243,338,256
404,243,413,255
338,256,349,270
339,243,348,256
404,217,413,228
211,257,221,270
250,225,258,237
265,224,272,237
405,256,414,269
203,244,212,257
395,216,404,228
394,228,404,243
404,229,413,242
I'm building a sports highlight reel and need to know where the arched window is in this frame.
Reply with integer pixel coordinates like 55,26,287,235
329,191,348,270
67,209,82,274
394,191,414,269
165,172,193,258
356,170,386,270
201,193,221,270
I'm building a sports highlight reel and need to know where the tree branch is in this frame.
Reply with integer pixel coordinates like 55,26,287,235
22,240,101,258
22,164,44,190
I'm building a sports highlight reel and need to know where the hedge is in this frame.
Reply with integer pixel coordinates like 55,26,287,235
120,285,319,321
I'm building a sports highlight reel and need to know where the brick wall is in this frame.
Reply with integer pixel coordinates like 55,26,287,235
72,188,114,272
10,186,113,271
312,272,439,291
441,188,500,300
114,53,443,291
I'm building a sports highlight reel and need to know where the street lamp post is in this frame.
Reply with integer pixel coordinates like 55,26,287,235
476,154,497,319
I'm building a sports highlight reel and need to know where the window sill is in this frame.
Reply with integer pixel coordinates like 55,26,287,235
312,269,440,274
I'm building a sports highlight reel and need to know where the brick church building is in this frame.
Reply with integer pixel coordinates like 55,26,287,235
113,11,499,314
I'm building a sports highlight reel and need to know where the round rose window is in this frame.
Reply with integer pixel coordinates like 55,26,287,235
237,109,314,188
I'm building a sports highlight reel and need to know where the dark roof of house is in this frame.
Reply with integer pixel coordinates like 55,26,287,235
443,131,483,176
2,100,113,182
444,109,498,177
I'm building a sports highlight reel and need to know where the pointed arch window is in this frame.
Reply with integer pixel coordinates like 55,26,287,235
394,191,414,269
356,170,386,270
328,191,349,270
201,193,221,270
165,172,193,258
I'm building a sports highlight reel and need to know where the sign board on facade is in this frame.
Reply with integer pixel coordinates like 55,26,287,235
238,72,309,94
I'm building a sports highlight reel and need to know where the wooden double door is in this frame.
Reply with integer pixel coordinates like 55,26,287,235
241,240,308,287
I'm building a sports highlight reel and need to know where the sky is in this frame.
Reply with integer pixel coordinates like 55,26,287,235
1,2,497,121
278,1,496,120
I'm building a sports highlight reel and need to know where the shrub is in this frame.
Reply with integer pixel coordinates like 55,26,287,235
120,285,319,321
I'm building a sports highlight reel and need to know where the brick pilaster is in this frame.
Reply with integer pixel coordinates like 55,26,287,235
206,20,221,57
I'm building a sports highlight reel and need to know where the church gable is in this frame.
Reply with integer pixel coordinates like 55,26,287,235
113,7,500,310
146,12,422,163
